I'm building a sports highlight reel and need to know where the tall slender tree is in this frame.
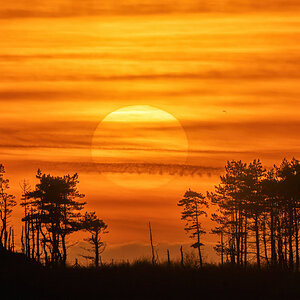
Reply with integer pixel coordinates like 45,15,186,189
20,180,31,257
82,211,107,268
178,189,208,267
209,161,248,266
0,164,16,250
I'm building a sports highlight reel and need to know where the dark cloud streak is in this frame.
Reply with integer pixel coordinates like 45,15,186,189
6,159,222,177
0,0,300,19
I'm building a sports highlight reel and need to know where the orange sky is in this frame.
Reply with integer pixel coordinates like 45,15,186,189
0,0,300,264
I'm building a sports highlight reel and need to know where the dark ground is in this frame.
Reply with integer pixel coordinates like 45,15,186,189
0,250,300,300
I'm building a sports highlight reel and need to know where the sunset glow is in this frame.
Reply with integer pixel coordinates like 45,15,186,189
0,0,300,264
91,105,188,188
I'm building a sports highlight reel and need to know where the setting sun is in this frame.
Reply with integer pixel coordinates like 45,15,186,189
91,105,188,188
0,1,300,298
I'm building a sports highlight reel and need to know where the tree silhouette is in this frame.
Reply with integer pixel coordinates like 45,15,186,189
243,159,266,269
178,189,208,267
210,213,227,265
24,170,86,267
0,164,16,250
82,211,108,267
20,180,31,258
207,158,300,270
208,161,246,265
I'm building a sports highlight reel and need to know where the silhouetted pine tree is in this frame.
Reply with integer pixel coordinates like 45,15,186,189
209,158,300,270
20,180,31,258
178,189,208,267
0,164,16,250
24,170,86,267
82,211,107,268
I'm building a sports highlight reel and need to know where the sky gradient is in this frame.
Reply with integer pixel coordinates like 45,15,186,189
1,0,300,263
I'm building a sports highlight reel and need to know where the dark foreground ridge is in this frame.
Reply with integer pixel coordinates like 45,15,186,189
1,250,300,300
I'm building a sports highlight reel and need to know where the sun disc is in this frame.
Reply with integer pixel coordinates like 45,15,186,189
91,105,188,189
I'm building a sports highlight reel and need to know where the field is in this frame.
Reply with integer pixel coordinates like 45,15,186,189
1,250,300,300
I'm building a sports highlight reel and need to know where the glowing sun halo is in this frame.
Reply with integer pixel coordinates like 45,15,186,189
91,105,188,189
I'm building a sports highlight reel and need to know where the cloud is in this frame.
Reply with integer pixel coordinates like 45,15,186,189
183,120,300,145
0,0,300,18
2,67,300,83
7,160,222,177
1,119,300,160
2,57,300,83
0,120,96,150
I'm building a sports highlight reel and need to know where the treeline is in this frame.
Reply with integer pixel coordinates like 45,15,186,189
178,158,300,270
0,166,107,267
1,158,300,270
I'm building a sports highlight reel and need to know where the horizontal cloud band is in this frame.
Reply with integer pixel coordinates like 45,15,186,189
8,160,222,177
1,0,300,18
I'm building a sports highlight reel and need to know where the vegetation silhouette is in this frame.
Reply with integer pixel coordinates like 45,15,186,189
178,189,208,267
207,158,300,270
0,164,16,251
19,169,107,268
81,211,108,267
0,157,300,299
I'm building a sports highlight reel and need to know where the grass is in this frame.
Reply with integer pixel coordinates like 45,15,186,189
1,253,300,299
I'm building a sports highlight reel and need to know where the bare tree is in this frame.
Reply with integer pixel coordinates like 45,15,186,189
149,221,156,266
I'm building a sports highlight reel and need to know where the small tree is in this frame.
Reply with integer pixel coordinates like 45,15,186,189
0,164,16,250
178,189,208,267
20,180,31,257
82,212,108,267
210,213,227,265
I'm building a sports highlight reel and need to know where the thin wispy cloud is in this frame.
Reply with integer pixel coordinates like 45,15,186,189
0,0,300,18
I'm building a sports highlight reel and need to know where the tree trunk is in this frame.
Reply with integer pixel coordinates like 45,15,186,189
231,213,236,264
8,227,11,251
180,245,184,267
277,221,284,269
270,209,276,266
284,222,288,268
31,218,35,260
197,245,203,268
221,231,224,265
61,234,67,267
12,229,14,253
3,198,7,250
294,208,299,271
235,209,240,266
36,222,40,262
95,232,99,268
21,226,25,254
26,221,30,258
262,221,269,266
255,215,260,269
149,222,155,266
244,217,247,268
288,208,294,270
